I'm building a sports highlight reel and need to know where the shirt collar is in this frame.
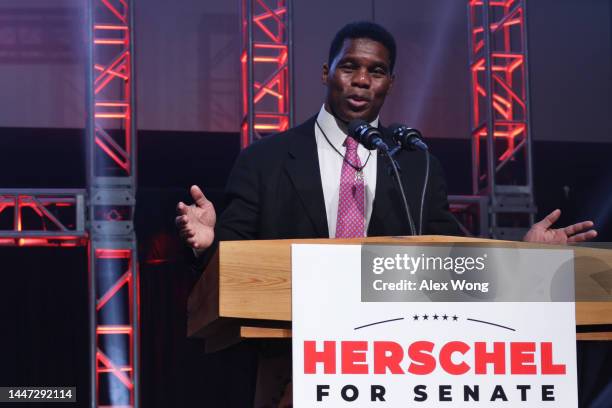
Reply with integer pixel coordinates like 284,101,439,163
316,104,379,150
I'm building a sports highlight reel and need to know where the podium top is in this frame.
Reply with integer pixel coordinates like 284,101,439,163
187,235,612,342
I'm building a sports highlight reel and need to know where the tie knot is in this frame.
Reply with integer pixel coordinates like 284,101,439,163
344,137,359,151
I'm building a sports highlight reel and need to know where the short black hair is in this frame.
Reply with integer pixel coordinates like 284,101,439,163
328,21,397,73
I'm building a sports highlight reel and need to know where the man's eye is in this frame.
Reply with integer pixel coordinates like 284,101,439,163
372,68,387,76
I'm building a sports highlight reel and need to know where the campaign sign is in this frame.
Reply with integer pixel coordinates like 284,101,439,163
292,244,578,407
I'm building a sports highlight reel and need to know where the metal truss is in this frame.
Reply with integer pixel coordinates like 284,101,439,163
89,242,139,408
241,0,293,147
464,0,535,239
0,3,140,406
448,194,490,237
90,0,134,178
0,1,139,407
0,189,87,246
88,0,138,407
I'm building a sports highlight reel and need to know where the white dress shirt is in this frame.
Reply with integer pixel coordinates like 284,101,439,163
314,105,378,238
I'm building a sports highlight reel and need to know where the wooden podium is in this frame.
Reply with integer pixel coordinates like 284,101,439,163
187,236,612,351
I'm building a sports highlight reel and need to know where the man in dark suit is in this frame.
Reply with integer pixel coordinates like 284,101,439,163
176,21,596,407
177,21,595,253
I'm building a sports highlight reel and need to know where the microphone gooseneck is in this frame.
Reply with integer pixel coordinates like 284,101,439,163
383,148,417,236
387,123,432,235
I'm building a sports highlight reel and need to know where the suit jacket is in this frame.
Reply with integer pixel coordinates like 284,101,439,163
215,116,460,242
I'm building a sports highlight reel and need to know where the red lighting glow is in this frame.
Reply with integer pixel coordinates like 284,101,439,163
241,0,291,145
97,325,133,335
97,349,134,389
0,192,86,246
93,247,136,407
92,14,132,174
469,0,529,168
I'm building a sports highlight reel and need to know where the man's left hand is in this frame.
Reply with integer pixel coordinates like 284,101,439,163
523,209,597,244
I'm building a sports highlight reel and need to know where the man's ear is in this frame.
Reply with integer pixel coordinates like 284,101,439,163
322,63,329,84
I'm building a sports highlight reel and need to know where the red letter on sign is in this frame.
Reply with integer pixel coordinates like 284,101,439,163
541,342,566,374
440,341,470,375
342,341,369,374
373,341,404,374
475,342,506,374
408,341,436,375
511,342,536,374
304,341,336,374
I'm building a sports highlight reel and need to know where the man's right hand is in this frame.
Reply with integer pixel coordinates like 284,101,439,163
176,185,216,254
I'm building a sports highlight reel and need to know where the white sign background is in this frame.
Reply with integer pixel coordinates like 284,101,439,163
292,244,578,407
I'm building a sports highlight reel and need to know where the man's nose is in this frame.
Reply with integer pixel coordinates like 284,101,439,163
351,69,370,88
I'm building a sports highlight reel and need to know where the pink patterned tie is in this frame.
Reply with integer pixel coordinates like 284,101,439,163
335,137,365,238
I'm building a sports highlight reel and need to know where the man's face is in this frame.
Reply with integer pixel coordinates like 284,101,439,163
323,38,394,123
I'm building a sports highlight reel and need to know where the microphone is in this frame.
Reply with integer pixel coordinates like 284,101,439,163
348,120,390,152
349,120,416,235
389,123,428,151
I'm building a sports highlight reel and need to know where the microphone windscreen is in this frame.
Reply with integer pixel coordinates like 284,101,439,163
347,119,369,141
389,124,423,145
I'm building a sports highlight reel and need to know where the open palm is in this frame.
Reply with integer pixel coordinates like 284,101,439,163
175,185,217,251
524,209,597,244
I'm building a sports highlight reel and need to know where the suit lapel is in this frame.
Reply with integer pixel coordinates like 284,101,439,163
284,117,329,237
